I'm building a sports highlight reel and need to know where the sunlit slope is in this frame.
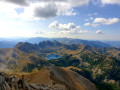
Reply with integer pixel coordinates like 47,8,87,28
25,66,97,90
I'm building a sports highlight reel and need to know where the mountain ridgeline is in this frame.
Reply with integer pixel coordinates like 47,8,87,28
16,40,79,53
1,37,120,48
26,37,111,47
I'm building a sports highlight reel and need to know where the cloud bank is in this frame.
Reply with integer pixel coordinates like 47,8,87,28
49,21,88,34
0,0,89,20
1,0,120,20
93,18,120,25
5,0,29,6
84,17,120,27
101,0,120,5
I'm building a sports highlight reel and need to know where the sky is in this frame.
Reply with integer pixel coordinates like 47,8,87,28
0,0,120,40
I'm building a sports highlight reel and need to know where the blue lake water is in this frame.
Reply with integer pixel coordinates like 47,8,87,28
46,54,62,60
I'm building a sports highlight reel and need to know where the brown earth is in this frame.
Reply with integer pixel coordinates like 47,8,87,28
24,66,97,90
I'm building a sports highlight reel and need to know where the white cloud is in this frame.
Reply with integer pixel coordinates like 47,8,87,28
84,22,91,26
5,0,89,7
49,21,80,31
35,30,57,35
68,0,89,7
0,0,90,20
4,0,29,6
96,30,104,34
84,17,120,27
92,0,101,5
49,21,88,34
1,0,120,21
35,30,61,38
55,2,76,16
20,3,60,20
101,0,120,5
59,30,88,34
0,2,20,18
79,30,88,33
88,12,98,16
93,18,120,25
92,0,120,5
84,22,99,27
85,13,96,21
20,2,77,20
49,21,59,29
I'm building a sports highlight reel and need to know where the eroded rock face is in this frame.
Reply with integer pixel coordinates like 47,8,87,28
0,72,21,90
0,75,10,90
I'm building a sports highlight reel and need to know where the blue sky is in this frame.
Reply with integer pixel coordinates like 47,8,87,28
0,0,120,40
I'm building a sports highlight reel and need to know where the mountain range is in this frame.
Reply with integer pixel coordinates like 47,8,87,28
0,37,120,48
0,40,120,89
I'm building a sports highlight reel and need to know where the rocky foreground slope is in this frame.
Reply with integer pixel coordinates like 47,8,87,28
0,66,97,90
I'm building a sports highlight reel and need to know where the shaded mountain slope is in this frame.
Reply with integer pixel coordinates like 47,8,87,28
0,47,44,72
15,40,79,53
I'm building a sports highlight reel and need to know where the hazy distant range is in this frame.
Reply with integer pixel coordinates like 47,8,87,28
0,37,120,48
